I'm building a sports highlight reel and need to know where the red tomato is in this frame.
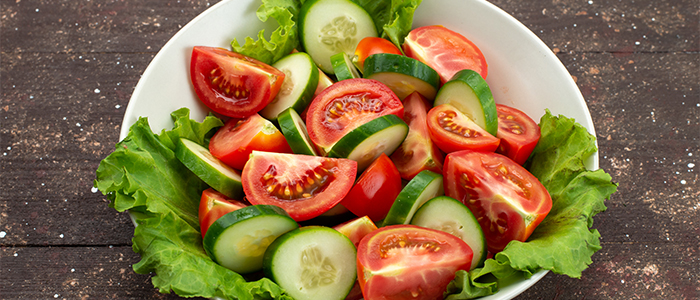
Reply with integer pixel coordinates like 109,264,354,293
357,225,473,300
333,216,378,248
242,151,357,221
390,92,444,180
403,25,488,84
495,104,541,165
190,46,285,118
426,104,500,153
340,154,402,222
209,113,292,170
198,188,248,238
306,78,404,153
354,37,403,71
443,150,552,253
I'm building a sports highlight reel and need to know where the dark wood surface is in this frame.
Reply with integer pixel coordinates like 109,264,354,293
1,0,698,299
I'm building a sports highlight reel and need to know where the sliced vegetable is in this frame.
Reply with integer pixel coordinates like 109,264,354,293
277,107,319,156
382,170,444,226
199,188,248,239
353,36,403,72
174,137,243,199
363,53,440,100
496,104,541,165
331,52,362,81
433,69,498,136
340,153,402,222
426,104,500,154
260,52,319,121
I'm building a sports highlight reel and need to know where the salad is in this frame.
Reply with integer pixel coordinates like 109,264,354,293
94,0,617,299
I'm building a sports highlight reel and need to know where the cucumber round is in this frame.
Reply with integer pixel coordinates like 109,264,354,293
175,138,243,199
299,0,377,74
331,52,362,81
277,107,319,156
202,205,298,274
263,226,357,300
410,196,487,270
382,170,444,226
363,53,440,100
433,69,498,136
327,114,408,172
261,52,319,121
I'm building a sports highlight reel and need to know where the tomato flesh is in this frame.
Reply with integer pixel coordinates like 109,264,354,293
190,46,285,118
354,37,403,71
198,188,248,239
495,104,541,165
357,225,473,300
427,104,500,153
403,25,488,84
242,151,357,221
443,150,552,253
340,153,402,223
209,114,292,170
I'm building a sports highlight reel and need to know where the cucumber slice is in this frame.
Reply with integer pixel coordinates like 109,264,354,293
261,52,319,121
202,205,298,274
410,196,487,270
331,52,362,81
277,107,319,156
299,0,377,74
327,114,408,172
175,138,243,199
263,226,357,300
382,170,444,226
434,69,498,136
363,53,440,100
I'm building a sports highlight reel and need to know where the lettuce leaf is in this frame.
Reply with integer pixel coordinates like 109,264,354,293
95,108,293,300
354,0,422,49
443,111,618,299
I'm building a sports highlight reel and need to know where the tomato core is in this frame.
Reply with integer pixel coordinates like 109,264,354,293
437,110,486,139
260,162,337,200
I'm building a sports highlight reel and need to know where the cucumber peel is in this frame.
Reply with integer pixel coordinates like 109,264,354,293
363,53,440,100
382,170,444,226
331,52,362,81
434,69,498,136
174,138,243,199
278,107,319,156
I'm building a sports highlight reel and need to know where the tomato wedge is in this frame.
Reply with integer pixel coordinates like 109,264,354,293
242,151,357,221
390,92,444,180
443,150,552,253
340,153,402,222
357,225,473,300
190,46,285,118
354,37,403,71
198,188,248,239
306,78,403,153
403,25,488,84
426,104,500,153
209,113,292,170
495,104,541,165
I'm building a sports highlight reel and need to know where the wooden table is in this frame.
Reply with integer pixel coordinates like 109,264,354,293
1,0,698,299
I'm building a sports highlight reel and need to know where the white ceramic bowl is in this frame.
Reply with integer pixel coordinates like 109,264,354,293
120,0,598,298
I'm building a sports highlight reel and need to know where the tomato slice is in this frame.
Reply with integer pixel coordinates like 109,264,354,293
357,225,473,300
426,104,500,153
495,104,541,165
333,215,378,248
209,113,292,170
306,78,403,153
198,188,248,239
390,92,444,180
190,46,285,118
403,25,488,84
242,151,357,221
340,153,402,222
354,37,403,71
443,150,552,253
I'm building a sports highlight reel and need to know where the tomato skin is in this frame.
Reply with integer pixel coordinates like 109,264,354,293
426,104,500,153
357,225,473,300
340,154,402,222
354,37,403,71
209,114,292,170
495,104,541,165
190,46,285,118
403,25,488,84
306,78,404,153
242,151,357,221
198,188,248,239
390,92,444,180
443,150,552,253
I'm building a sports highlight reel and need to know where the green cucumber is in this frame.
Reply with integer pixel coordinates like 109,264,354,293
277,107,319,156
299,0,377,74
327,114,408,172
331,52,362,81
263,226,357,300
363,53,440,100
410,196,487,270
261,52,319,121
175,138,243,199
433,69,498,136
202,205,298,274
382,170,444,226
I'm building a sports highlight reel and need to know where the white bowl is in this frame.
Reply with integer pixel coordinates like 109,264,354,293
120,0,597,298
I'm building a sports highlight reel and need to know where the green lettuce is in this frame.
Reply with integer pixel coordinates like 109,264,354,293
443,111,618,299
354,0,422,49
